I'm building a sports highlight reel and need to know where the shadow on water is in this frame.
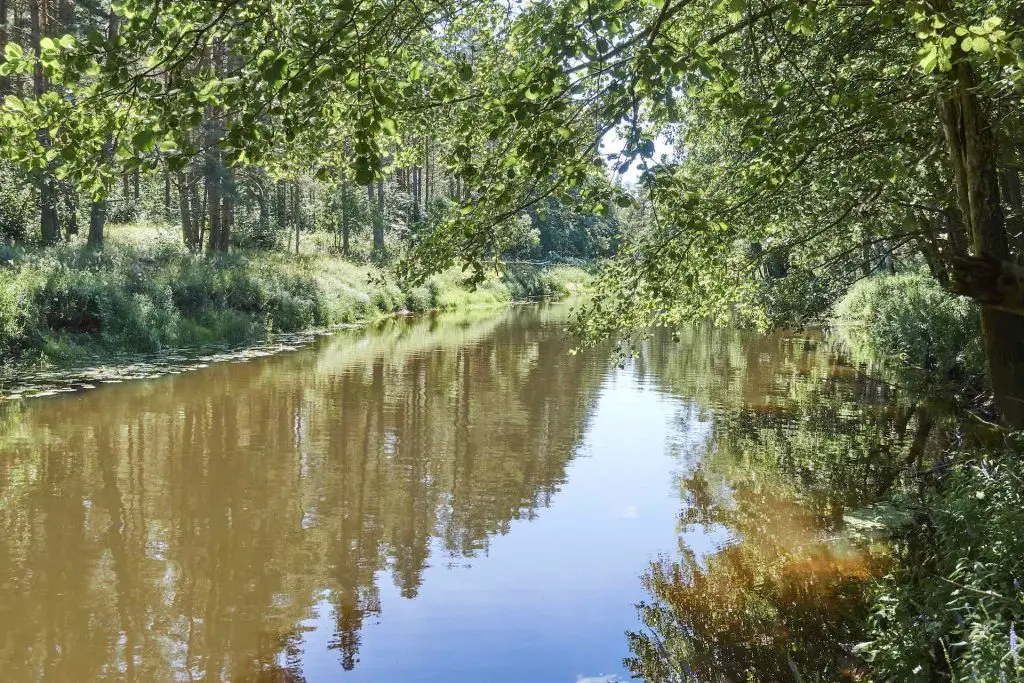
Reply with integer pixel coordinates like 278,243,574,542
624,324,960,683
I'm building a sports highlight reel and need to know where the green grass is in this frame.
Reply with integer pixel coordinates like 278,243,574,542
0,224,592,367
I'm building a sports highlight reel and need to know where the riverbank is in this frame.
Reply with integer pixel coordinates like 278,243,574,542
802,274,1023,679
0,224,591,369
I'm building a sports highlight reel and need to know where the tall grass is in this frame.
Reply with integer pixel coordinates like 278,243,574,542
0,225,591,365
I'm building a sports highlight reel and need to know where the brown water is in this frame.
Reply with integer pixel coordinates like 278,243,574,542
0,304,918,682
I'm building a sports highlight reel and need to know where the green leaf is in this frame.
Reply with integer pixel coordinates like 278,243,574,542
132,129,158,153
374,56,389,68
380,117,397,135
971,36,989,52
919,49,938,73
4,43,23,62
4,95,24,112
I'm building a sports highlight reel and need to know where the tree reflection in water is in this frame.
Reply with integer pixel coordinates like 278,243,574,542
625,325,947,682
0,304,606,682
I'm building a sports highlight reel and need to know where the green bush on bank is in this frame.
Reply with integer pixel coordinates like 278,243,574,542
0,227,591,365
859,439,1024,680
833,272,984,382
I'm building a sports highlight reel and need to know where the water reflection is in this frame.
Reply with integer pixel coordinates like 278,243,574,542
0,305,608,682
626,325,941,682
0,310,944,682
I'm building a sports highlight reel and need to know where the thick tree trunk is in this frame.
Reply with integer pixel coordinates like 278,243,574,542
220,194,232,251
39,180,60,243
88,200,107,247
939,59,1024,427
0,0,9,95
206,168,222,252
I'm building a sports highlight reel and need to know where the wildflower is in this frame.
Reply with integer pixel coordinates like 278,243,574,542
1012,623,1019,658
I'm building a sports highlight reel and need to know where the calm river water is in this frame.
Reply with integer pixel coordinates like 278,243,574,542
0,303,907,682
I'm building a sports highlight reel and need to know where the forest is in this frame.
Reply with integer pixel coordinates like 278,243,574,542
1,0,1024,679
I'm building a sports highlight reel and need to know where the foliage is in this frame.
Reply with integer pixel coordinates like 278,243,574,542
0,226,589,364
833,273,984,383
0,162,34,242
859,439,1024,681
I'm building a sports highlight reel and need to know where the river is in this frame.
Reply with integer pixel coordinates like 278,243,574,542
0,302,911,682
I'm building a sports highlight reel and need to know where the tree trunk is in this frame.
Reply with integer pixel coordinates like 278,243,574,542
176,170,197,250
373,178,384,254
220,193,232,251
206,168,221,252
64,189,78,236
88,199,107,248
276,180,286,232
341,180,350,256
940,58,1024,428
0,0,9,95
196,174,206,249
412,164,420,223
164,170,172,220
32,0,60,244
254,184,269,234
292,182,300,255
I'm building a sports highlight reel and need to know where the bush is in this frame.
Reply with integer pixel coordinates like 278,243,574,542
0,226,589,365
833,272,983,382
754,266,844,329
859,440,1024,680
503,263,592,298
0,163,33,242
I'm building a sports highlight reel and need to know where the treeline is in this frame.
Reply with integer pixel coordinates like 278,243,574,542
0,158,620,264
0,0,623,262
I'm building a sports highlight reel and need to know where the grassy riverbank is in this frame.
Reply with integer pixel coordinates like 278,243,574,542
0,224,591,367
830,273,1024,679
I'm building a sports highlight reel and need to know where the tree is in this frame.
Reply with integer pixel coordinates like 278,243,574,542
3,0,1024,421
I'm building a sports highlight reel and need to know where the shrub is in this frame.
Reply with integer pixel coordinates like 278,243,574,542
754,266,844,329
0,228,587,365
0,163,33,242
833,272,984,382
859,440,1024,680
